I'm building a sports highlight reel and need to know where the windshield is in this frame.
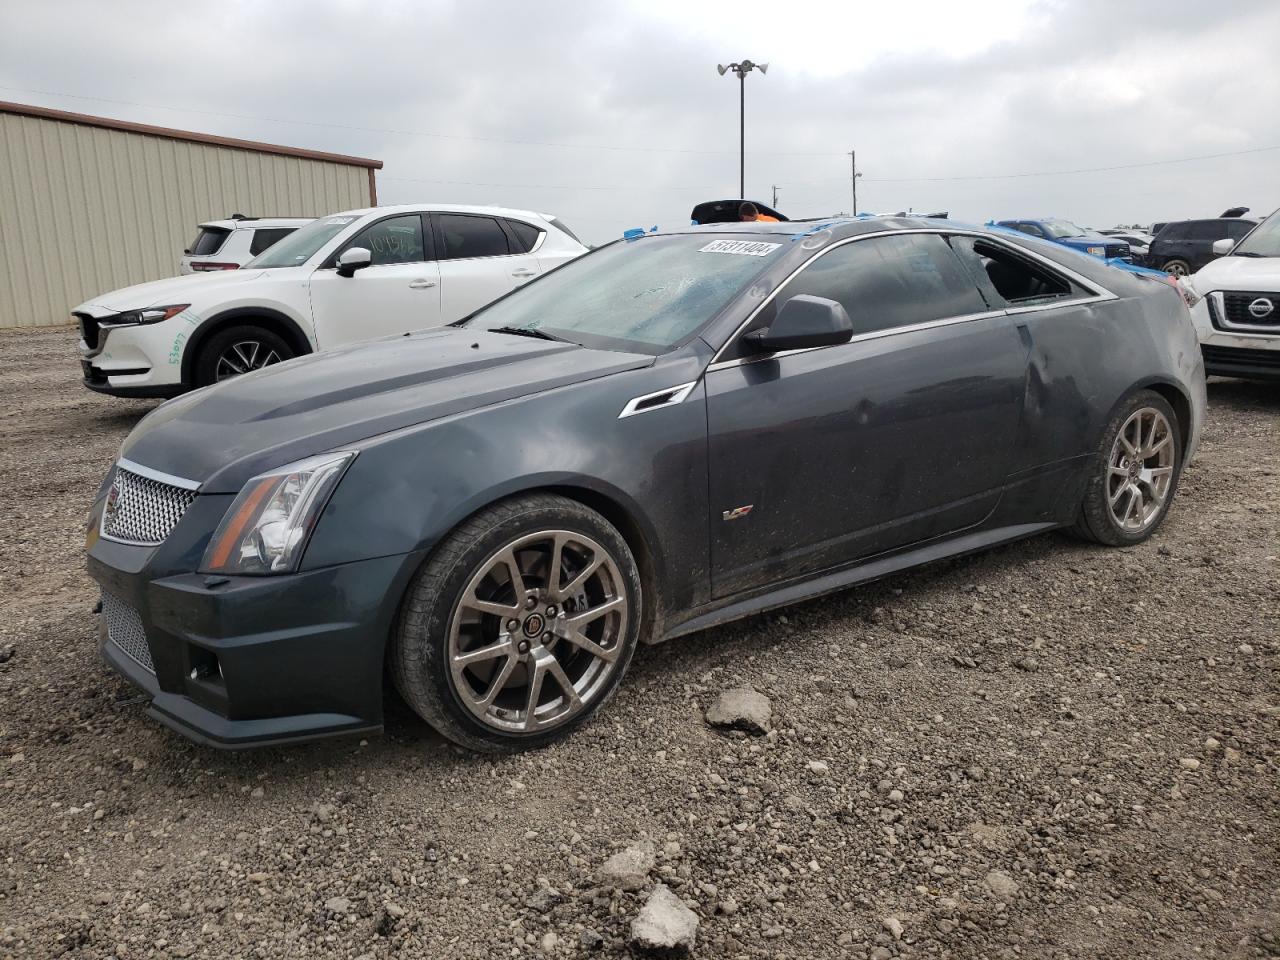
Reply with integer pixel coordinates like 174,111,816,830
245,214,360,268
1232,209,1280,258
463,234,786,353
1042,220,1087,239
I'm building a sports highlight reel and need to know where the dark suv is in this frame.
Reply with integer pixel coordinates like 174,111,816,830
1149,218,1258,276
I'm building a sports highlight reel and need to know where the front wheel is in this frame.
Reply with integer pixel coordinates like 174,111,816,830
1162,259,1191,277
194,325,294,387
1072,390,1183,546
391,494,642,752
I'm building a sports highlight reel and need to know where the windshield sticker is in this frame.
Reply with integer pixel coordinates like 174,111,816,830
324,216,357,226
698,239,782,257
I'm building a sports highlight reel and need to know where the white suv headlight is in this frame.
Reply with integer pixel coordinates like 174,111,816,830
99,304,191,328
201,452,356,575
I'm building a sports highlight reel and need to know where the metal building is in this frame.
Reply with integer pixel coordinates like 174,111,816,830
0,100,382,329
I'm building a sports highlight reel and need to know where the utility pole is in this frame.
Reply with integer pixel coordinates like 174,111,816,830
772,184,779,209
848,150,862,216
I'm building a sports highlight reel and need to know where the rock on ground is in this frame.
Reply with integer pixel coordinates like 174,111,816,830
704,687,772,734
598,841,656,892
630,883,699,955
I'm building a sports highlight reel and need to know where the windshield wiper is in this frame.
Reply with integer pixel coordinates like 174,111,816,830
489,325,573,344
1231,251,1264,257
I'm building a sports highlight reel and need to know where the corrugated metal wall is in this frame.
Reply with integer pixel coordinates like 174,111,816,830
0,112,372,328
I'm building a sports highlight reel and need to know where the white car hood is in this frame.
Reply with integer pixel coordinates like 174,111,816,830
1190,256,1280,291
74,268,299,316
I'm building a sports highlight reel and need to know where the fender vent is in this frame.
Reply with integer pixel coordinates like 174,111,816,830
618,382,697,419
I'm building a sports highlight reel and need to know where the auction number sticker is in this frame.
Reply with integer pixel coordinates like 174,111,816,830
698,239,782,257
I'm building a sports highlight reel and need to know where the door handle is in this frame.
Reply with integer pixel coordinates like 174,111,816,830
511,269,537,279
408,279,437,289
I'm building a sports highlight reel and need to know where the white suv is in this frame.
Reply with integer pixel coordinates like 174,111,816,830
1182,207,1280,381
179,217,314,274
75,204,588,397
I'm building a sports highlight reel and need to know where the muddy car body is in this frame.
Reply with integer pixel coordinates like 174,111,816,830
86,217,1206,751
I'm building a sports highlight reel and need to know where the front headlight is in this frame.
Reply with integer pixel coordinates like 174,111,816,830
1085,245,1106,257
200,452,356,575
100,304,191,328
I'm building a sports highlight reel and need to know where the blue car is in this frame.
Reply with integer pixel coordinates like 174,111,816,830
992,218,1132,262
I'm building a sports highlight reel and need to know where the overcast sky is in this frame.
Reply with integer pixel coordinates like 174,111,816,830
3,0,1278,243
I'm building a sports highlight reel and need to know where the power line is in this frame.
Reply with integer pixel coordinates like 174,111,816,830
0,84,839,158
784,144,1280,187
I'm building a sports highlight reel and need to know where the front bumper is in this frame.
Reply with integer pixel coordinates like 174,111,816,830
77,316,189,397
88,518,420,749
1189,298,1280,380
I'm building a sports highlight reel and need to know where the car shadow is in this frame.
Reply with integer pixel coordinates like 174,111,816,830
1206,376,1279,410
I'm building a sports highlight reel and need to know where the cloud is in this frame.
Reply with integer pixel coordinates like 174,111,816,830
2,0,1277,241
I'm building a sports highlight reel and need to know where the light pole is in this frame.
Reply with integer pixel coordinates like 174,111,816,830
717,59,768,199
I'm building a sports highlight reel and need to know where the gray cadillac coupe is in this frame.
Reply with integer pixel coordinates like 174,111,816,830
87,217,1206,752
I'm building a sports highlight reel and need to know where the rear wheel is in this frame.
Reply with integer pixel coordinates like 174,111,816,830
1072,390,1182,546
391,494,642,752
1162,259,1191,277
195,325,293,387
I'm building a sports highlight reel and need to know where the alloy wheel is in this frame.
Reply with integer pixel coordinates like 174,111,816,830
214,339,282,380
1107,406,1175,532
1163,261,1189,277
447,530,629,735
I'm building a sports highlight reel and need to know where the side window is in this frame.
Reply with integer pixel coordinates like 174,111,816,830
248,227,296,256
505,219,543,253
1188,221,1222,242
436,215,511,260
343,215,425,266
1015,223,1045,238
1226,220,1254,240
950,236,1083,307
737,234,986,353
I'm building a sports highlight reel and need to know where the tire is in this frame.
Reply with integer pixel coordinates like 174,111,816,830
1071,390,1183,546
391,494,643,753
1161,259,1191,277
194,324,294,387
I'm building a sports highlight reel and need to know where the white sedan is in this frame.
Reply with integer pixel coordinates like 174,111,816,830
74,204,588,397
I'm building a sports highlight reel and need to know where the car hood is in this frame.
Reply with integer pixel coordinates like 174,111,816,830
120,328,653,492
75,269,295,315
1190,254,1280,289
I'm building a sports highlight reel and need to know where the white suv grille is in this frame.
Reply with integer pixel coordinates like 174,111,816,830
102,466,198,545
102,592,155,674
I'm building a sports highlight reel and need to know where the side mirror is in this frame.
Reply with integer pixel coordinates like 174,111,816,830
1211,238,1235,256
336,247,373,278
742,295,853,353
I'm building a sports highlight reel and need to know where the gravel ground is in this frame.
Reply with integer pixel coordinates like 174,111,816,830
1,325,1277,960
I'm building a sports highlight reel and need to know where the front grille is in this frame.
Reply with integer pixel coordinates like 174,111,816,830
102,467,198,545
1202,344,1280,370
75,312,101,350
1221,291,1280,328
102,592,155,674
1105,243,1131,260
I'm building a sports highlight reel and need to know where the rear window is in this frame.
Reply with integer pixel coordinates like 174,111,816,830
248,227,297,256
189,227,230,256
437,215,511,260
505,219,543,253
